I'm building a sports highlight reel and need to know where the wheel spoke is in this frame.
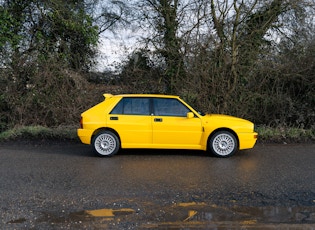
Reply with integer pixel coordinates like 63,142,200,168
95,134,117,155
212,133,235,156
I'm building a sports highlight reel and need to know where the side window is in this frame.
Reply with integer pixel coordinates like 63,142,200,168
110,99,123,114
153,98,190,117
110,98,150,115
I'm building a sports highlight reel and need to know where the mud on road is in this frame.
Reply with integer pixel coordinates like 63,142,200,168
1,141,315,229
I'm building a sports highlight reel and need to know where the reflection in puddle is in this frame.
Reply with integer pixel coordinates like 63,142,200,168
183,210,198,222
86,209,115,218
177,202,206,207
241,219,257,225
85,208,135,218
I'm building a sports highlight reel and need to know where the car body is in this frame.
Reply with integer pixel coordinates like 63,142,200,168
77,94,258,157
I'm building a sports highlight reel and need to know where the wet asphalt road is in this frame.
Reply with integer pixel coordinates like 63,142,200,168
0,141,315,229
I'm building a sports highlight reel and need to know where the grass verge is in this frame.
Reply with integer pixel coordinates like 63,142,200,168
256,125,315,143
0,125,78,142
0,125,314,143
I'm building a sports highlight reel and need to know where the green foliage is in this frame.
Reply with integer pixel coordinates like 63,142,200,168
0,6,21,48
43,1,98,69
0,0,98,71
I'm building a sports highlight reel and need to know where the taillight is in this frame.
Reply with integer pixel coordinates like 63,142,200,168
80,117,83,129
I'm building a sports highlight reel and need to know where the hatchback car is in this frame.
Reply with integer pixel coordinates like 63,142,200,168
78,94,258,157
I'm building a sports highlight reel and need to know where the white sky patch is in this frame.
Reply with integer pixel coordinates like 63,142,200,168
95,30,142,72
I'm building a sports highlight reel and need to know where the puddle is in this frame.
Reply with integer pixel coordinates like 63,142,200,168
8,203,314,228
230,206,315,223
142,205,315,229
79,203,315,226
172,205,315,225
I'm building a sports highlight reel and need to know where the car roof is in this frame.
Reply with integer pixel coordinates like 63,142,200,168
103,93,180,99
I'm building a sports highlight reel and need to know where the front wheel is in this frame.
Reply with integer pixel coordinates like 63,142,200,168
209,131,238,157
92,131,120,157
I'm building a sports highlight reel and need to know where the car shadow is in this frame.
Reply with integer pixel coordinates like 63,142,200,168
118,148,210,157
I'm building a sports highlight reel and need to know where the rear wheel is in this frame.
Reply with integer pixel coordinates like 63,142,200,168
92,131,120,157
209,131,238,157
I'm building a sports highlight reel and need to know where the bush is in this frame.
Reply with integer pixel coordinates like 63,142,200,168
0,58,123,131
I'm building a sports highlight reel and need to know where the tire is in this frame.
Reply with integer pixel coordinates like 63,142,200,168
92,131,120,157
209,131,238,157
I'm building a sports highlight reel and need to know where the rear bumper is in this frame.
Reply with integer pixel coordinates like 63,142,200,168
77,129,93,145
238,132,258,150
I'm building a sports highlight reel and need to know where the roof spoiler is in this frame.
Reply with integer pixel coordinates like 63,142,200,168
103,93,113,99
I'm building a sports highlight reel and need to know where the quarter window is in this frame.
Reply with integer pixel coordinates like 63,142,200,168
153,98,190,117
110,98,150,115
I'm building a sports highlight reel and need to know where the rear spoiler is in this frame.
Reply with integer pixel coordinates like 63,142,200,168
103,93,113,99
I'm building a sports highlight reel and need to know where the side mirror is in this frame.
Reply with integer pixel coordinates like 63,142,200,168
187,112,194,119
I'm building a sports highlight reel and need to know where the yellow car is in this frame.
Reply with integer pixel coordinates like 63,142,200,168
78,94,258,157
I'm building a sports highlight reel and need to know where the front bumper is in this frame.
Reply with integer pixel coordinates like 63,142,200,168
238,132,258,150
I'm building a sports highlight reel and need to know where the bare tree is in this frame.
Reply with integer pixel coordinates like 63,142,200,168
134,0,196,93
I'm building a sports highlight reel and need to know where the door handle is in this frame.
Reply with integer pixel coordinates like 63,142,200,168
154,118,163,122
110,116,119,120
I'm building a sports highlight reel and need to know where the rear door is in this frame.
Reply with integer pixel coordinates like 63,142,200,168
107,97,152,148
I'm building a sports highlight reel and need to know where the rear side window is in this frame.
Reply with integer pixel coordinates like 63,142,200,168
110,98,150,115
153,98,190,117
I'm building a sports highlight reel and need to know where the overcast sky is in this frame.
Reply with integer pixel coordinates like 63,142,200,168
96,29,142,72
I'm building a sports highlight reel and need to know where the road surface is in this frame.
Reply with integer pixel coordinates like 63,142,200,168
0,141,315,229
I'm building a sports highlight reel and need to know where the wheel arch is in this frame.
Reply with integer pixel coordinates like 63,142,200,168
91,127,121,146
207,128,239,151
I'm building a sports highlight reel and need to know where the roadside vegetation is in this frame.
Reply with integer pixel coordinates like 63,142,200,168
0,125,77,141
0,0,314,143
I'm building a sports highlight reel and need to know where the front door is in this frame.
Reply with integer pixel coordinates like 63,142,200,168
152,98,203,149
